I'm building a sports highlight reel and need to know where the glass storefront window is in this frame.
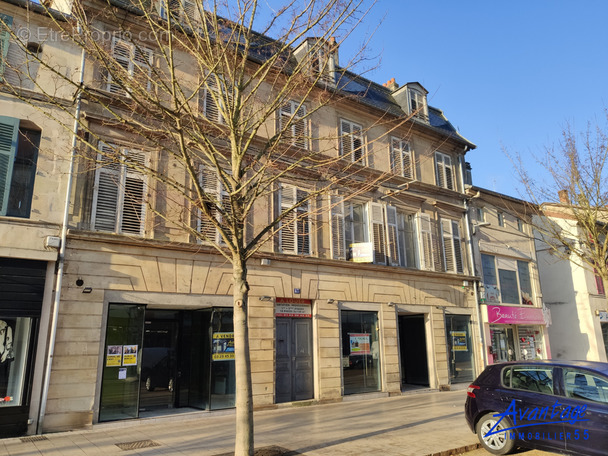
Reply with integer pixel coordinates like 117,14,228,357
446,315,474,383
0,318,33,407
210,309,235,410
341,310,380,395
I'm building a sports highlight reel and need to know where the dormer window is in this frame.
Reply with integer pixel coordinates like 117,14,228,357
408,88,428,120
293,37,337,86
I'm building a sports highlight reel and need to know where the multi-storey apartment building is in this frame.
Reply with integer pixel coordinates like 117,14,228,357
0,0,480,436
467,187,551,365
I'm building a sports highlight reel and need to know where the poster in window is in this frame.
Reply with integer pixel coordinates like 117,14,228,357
349,333,370,355
0,319,15,399
212,332,235,361
122,345,138,366
106,345,123,367
451,331,468,351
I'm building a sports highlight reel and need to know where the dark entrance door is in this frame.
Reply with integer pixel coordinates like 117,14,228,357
399,314,429,387
139,309,179,412
275,317,313,403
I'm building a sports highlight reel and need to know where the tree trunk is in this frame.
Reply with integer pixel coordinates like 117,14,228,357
232,254,254,455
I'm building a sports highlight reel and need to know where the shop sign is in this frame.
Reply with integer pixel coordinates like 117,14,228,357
349,333,370,355
451,331,468,351
212,332,235,361
275,298,312,317
599,311,608,322
350,242,374,263
486,305,546,325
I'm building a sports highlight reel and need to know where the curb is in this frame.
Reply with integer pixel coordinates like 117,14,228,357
425,443,481,456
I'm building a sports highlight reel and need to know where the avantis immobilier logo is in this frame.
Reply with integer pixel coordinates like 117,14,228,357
487,399,591,441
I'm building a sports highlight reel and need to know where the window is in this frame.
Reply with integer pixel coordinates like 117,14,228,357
0,116,40,218
564,369,608,403
506,366,554,394
107,37,153,96
475,207,485,222
497,211,504,227
435,152,454,190
330,198,414,267
0,14,12,79
159,0,197,23
91,142,148,235
197,164,230,244
441,219,464,274
417,214,435,271
278,184,310,255
339,119,365,164
594,267,605,295
278,101,308,149
481,254,535,305
408,88,428,120
517,218,524,232
198,76,228,123
389,137,413,178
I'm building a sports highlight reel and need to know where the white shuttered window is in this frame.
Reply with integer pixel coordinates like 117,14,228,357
279,101,309,149
279,184,310,255
390,137,413,179
340,119,365,164
91,142,148,236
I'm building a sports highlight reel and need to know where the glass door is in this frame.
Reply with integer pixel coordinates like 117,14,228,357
99,304,145,422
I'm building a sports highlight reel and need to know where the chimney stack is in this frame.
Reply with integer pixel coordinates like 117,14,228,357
382,77,399,91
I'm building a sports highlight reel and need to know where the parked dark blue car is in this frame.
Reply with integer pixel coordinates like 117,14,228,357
465,360,608,455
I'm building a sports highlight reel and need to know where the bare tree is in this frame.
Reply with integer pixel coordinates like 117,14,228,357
0,0,417,453
512,114,608,284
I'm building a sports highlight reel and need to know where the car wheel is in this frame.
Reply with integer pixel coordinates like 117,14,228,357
475,412,516,455
145,376,155,392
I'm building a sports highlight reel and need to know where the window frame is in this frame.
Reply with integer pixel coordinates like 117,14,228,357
107,37,153,96
389,136,413,178
497,211,505,227
441,218,464,274
278,100,309,150
339,119,365,165
0,14,12,79
408,88,428,120
278,184,311,255
91,142,149,236
435,151,455,191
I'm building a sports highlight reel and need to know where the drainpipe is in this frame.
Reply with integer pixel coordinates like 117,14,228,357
458,152,488,369
37,29,86,433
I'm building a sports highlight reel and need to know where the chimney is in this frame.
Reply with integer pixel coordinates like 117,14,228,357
558,190,569,204
382,77,399,91
328,36,339,67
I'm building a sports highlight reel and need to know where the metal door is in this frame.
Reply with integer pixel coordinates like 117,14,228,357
275,317,313,403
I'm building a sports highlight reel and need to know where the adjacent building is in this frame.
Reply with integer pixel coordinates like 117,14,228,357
467,187,551,365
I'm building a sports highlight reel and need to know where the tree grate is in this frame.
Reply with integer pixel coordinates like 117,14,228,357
116,439,161,451
20,436,49,443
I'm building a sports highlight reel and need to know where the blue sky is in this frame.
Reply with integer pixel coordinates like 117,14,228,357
258,1,608,199
350,1,608,199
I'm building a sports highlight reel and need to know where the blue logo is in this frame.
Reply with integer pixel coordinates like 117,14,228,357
486,399,589,440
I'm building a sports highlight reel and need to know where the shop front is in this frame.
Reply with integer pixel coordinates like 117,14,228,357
0,258,47,437
99,305,234,422
484,304,549,364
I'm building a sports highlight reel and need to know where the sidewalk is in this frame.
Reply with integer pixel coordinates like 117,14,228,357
1,390,481,456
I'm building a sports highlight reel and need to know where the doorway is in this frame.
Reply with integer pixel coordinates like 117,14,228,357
398,314,429,387
99,305,234,422
275,317,313,403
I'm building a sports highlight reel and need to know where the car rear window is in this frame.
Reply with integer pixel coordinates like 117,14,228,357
503,366,553,394
563,369,608,404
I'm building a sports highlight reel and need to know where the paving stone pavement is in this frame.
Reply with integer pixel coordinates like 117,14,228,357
0,390,482,456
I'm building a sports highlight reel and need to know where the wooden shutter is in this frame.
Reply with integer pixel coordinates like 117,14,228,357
121,149,147,235
386,205,399,266
435,152,445,188
444,154,454,190
330,195,346,260
452,221,464,273
368,202,386,264
0,14,13,79
351,123,363,162
202,76,223,123
441,219,456,273
133,46,153,92
279,184,297,254
198,164,221,243
280,101,308,149
0,116,18,215
417,213,434,271
339,119,351,158
296,188,310,255
92,142,121,232
108,38,132,95
390,137,412,178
